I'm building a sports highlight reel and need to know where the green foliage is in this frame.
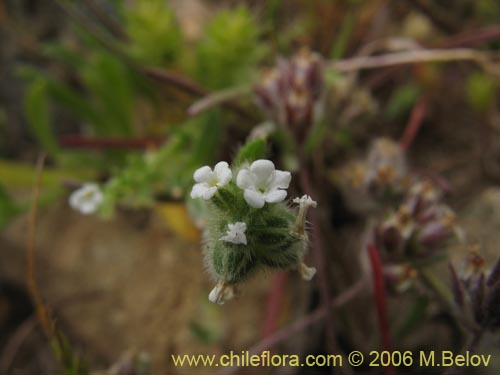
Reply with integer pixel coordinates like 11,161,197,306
385,83,421,120
99,114,219,216
0,185,22,229
79,50,135,137
24,78,60,158
234,138,267,165
124,0,182,66
194,6,266,89
466,72,497,113
475,0,500,23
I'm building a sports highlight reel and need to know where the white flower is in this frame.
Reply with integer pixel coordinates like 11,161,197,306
69,183,103,215
209,282,236,305
220,222,247,245
236,159,291,208
293,194,317,208
190,161,232,200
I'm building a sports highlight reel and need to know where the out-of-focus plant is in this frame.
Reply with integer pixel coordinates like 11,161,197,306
194,6,266,90
123,0,182,66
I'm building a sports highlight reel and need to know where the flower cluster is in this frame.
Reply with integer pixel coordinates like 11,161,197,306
336,137,409,214
450,247,500,331
254,49,324,144
376,178,463,257
190,159,291,208
190,159,317,304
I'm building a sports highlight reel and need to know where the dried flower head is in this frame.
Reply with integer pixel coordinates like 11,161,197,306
450,248,500,331
254,49,324,143
376,178,462,257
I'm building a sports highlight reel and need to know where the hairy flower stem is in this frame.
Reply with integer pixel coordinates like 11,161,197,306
299,163,339,372
368,244,394,375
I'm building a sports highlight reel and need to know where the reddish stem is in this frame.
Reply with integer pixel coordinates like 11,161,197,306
262,271,288,338
59,135,164,150
368,244,394,375
439,25,500,48
400,96,427,151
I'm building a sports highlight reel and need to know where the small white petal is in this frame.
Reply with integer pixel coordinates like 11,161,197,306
79,201,97,215
202,186,218,200
269,170,292,190
69,183,102,214
236,169,255,190
299,263,317,281
190,183,208,199
250,159,275,186
208,282,236,305
220,222,248,245
193,166,214,183
244,189,266,208
265,189,287,203
214,161,232,186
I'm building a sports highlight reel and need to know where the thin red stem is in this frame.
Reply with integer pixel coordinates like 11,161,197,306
368,244,394,375
400,96,427,151
262,271,288,338
60,135,164,150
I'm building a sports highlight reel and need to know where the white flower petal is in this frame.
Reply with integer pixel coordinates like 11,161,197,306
190,183,208,199
202,186,218,200
220,222,248,245
250,159,275,186
269,170,291,190
244,189,266,208
236,169,254,189
265,189,287,203
79,201,98,215
214,161,232,186
69,183,102,215
193,166,214,183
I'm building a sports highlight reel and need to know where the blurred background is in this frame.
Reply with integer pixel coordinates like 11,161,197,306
2,0,500,374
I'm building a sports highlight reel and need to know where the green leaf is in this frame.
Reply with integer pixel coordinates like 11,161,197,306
385,83,420,120
234,138,267,165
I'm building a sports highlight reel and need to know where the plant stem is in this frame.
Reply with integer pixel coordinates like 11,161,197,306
330,48,499,73
367,244,394,375
299,165,340,374
216,278,366,375
400,96,427,151
262,271,288,338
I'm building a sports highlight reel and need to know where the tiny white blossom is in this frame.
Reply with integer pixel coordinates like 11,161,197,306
69,183,103,215
293,194,318,208
209,282,236,305
220,222,247,245
190,161,232,200
236,159,291,208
